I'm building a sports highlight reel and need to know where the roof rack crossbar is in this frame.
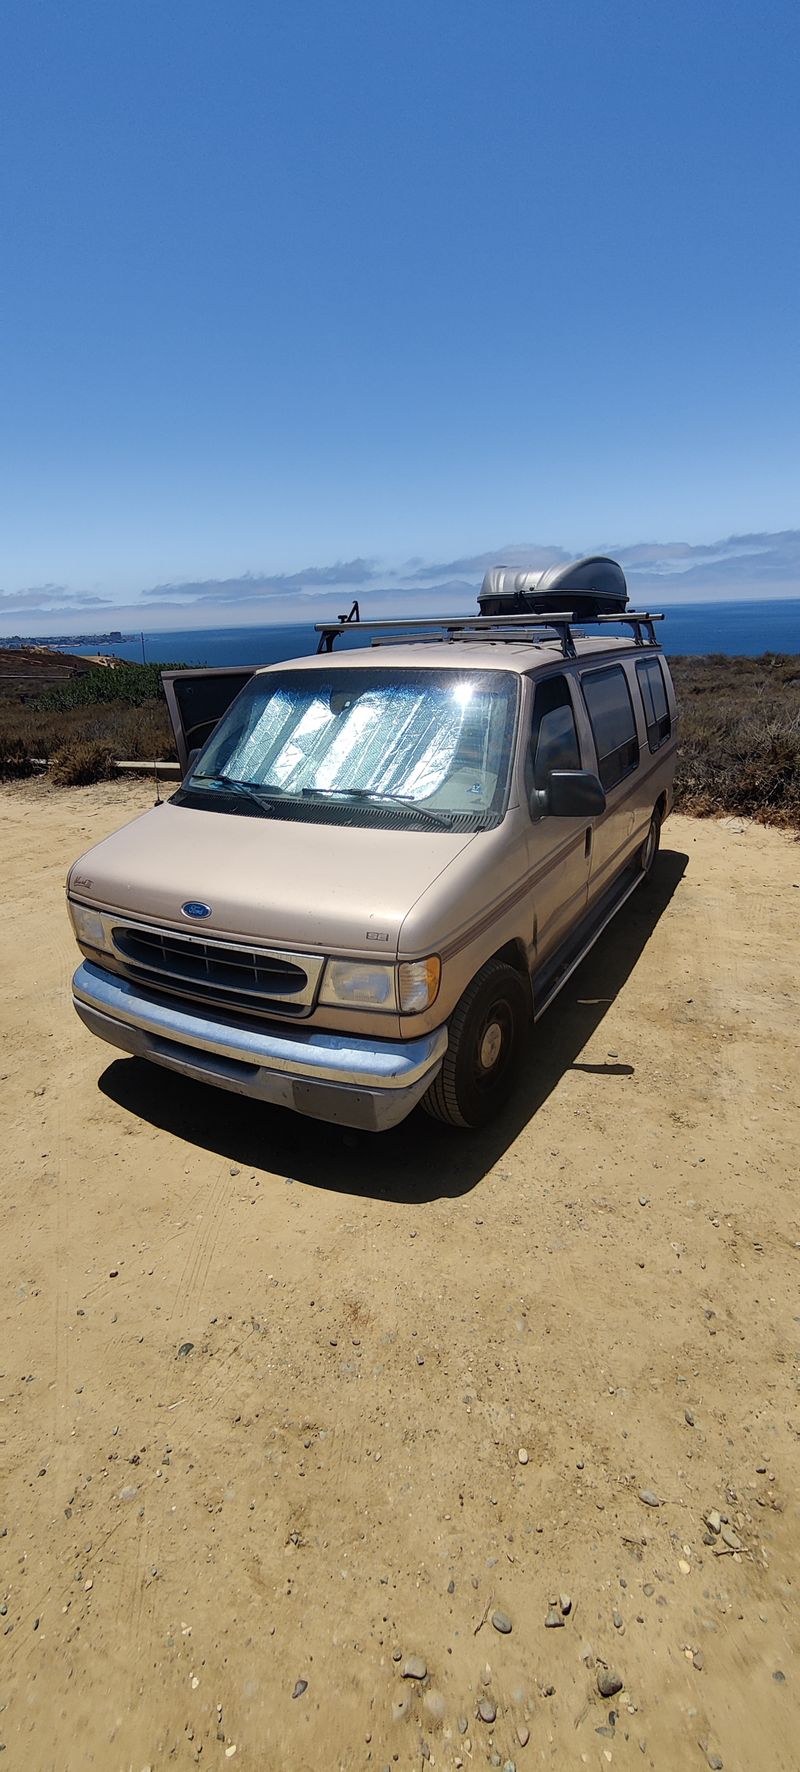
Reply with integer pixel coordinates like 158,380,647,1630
315,609,665,659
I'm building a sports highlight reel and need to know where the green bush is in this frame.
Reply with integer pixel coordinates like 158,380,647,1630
35,660,186,712
50,741,118,786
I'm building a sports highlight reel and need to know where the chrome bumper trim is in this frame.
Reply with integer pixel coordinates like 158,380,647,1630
72,961,446,1094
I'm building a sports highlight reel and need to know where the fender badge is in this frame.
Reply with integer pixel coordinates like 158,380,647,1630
182,901,212,920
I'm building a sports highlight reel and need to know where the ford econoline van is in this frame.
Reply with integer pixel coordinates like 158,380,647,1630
67,558,677,1131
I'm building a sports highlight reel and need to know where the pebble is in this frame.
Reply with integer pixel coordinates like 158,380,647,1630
492,1609,513,1634
477,1698,497,1724
597,1669,624,1698
457,1715,468,1735
720,1525,742,1551
612,1610,623,1630
392,1647,403,1662
772,1670,785,1683
119,1485,138,1502
423,1690,446,1720
177,1342,194,1358
560,1594,572,1616
684,1409,695,1426
704,1753,723,1771
518,1448,529,1465
706,1511,722,1534
516,1723,530,1746
544,1604,564,1629
638,1194,649,1207
503,1762,517,1772
638,1489,660,1507
693,1650,704,1671
403,1655,427,1680
292,1679,308,1698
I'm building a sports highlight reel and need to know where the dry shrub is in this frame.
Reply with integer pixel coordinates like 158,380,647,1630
0,733,34,778
50,741,118,787
670,654,800,825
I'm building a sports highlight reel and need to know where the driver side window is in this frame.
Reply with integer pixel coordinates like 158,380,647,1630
528,675,581,794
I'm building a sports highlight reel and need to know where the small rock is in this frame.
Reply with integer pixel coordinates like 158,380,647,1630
518,1448,529,1465
457,1715,468,1735
638,1489,660,1507
704,1753,723,1771
392,1647,403,1662
503,1762,517,1772
638,1195,649,1207
517,1723,530,1746
119,1485,138,1502
492,1609,513,1634
720,1525,742,1551
597,1669,623,1698
693,1650,704,1671
756,1462,767,1474
423,1690,446,1720
544,1604,564,1629
292,1679,308,1698
177,1342,194,1358
705,1511,722,1534
403,1655,427,1680
447,1579,455,1594
612,1610,623,1630
772,1670,785,1683
559,1594,572,1616
684,1410,695,1427
477,1698,497,1724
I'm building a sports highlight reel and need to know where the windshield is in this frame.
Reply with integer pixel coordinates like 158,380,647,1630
182,666,519,827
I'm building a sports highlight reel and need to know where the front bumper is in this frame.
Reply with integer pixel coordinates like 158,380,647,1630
71,960,447,1132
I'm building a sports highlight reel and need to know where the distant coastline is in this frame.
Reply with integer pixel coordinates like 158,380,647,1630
7,596,797,664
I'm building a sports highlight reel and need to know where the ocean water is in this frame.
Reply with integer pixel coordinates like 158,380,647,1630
65,598,799,669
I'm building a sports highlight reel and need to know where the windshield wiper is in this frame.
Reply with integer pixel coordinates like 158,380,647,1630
300,786,456,827
190,775,283,814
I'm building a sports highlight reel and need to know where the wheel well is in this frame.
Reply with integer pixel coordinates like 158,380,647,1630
655,790,667,820
489,940,534,1011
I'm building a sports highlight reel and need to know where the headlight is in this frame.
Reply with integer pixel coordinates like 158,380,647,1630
398,957,441,1013
319,958,396,1009
68,900,109,953
318,955,442,1014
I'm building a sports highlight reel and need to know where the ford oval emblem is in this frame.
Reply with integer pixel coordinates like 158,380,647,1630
182,901,212,920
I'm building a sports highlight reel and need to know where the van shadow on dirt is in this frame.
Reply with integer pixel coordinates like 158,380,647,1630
99,847,688,1202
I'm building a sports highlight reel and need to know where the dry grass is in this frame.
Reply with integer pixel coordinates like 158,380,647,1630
0,645,798,820
670,654,800,825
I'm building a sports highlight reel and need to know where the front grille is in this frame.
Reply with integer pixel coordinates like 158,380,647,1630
110,921,325,1019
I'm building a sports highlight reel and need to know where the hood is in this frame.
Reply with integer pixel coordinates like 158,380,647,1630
68,801,476,957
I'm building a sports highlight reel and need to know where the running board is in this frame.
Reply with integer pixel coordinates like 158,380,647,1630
532,866,644,1021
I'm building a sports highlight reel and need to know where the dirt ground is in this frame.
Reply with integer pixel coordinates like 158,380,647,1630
1,780,798,1772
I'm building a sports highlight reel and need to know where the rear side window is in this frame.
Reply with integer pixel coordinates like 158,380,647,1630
528,675,581,792
581,665,639,790
636,655,671,752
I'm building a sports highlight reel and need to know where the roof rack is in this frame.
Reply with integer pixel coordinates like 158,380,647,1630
315,601,664,661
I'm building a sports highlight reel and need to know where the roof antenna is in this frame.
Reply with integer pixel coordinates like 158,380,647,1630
154,757,162,807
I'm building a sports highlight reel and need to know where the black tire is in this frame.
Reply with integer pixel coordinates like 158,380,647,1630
640,806,662,878
422,959,530,1129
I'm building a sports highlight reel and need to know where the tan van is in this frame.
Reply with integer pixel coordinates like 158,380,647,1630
67,558,677,1131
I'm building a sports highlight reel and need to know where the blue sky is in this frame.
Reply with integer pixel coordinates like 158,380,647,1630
1,0,798,632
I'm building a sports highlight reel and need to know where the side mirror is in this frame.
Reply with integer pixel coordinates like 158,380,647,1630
185,746,202,779
530,769,606,819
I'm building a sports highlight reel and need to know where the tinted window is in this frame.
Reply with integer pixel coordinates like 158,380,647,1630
529,675,581,792
636,656,671,751
581,665,639,790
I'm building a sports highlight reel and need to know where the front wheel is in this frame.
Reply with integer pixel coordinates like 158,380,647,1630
422,959,530,1129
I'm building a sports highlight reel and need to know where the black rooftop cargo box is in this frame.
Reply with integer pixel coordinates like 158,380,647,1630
478,555,628,621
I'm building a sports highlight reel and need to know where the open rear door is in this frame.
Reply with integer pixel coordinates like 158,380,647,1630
161,666,257,777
